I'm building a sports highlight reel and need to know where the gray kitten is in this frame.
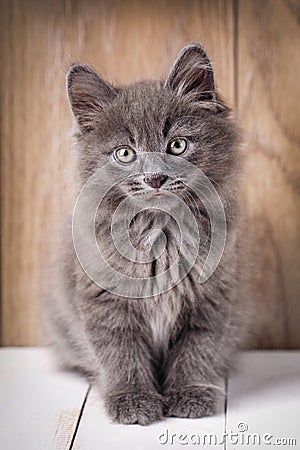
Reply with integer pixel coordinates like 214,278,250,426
45,44,244,425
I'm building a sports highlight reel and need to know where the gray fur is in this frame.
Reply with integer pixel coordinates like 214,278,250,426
44,44,245,425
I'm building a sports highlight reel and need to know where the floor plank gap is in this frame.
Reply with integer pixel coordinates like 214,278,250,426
69,385,91,450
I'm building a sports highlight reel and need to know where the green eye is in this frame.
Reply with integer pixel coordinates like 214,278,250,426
114,146,137,164
167,138,187,155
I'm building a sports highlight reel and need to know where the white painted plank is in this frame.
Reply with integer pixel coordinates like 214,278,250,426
226,351,300,450
0,348,89,450
72,383,226,450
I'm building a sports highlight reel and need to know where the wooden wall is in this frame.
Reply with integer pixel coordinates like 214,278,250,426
0,0,299,347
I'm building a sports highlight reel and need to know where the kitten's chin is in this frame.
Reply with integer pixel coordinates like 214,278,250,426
146,190,183,207
148,189,172,200
153,190,164,197
127,189,184,208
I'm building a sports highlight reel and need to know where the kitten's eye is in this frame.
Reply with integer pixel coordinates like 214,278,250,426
114,146,137,164
167,138,187,155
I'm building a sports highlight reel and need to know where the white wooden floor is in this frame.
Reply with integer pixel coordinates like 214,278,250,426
0,349,299,450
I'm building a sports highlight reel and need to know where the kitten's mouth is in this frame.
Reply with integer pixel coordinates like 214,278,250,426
153,190,163,197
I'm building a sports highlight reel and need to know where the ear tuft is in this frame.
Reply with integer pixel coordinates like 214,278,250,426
67,64,117,132
165,44,216,105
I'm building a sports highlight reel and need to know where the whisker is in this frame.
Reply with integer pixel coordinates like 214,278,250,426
130,187,144,192
167,186,184,192
127,181,142,187
168,179,183,187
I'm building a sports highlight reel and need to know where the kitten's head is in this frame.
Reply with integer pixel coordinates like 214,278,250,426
67,44,240,211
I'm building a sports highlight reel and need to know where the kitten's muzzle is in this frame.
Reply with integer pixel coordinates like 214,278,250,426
144,173,168,189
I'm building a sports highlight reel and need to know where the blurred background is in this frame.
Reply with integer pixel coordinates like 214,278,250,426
0,0,299,348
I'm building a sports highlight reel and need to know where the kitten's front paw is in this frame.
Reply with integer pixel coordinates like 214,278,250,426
105,390,163,425
164,386,221,418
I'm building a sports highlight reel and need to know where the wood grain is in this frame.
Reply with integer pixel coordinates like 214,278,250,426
1,348,299,448
227,352,300,449
0,0,234,345
238,0,300,348
0,348,89,450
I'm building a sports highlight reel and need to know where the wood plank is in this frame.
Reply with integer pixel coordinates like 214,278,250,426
237,0,300,348
1,349,298,449
226,351,300,450
0,0,234,345
72,382,226,450
0,348,89,450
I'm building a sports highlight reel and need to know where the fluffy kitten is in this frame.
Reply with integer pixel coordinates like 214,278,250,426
45,44,244,425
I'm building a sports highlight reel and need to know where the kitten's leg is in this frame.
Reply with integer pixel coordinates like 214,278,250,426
79,296,163,425
162,328,233,418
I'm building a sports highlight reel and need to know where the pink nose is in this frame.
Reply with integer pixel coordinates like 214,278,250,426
144,173,168,189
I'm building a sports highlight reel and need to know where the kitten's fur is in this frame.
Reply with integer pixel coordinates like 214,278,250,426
45,44,245,425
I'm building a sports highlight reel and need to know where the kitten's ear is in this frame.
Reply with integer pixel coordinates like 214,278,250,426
67,64,117,132
165,44,216,104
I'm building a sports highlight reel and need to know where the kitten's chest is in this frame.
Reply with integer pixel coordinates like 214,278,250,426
145,292,183,352
143,266,203,352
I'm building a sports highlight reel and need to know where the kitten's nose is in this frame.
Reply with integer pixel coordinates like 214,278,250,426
144,173,168,189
